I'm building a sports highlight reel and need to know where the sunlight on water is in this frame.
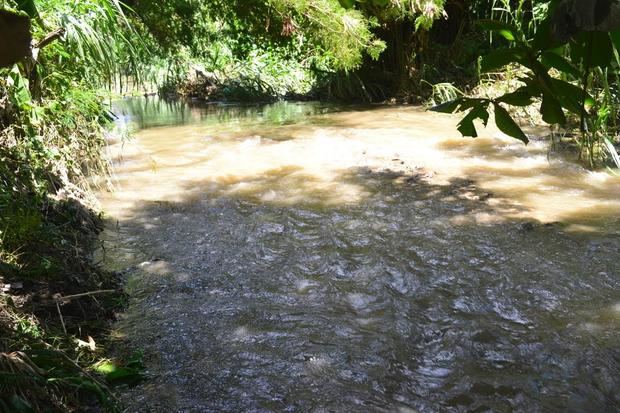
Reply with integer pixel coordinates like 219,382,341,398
103,100,620,232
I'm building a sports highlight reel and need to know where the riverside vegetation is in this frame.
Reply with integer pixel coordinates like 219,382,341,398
1,0,620,411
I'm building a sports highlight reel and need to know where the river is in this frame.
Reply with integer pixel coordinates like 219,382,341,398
100,99,620,412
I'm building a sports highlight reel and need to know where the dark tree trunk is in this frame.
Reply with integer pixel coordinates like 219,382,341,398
0,10,32,68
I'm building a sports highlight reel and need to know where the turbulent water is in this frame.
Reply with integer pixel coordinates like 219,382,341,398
100,99,620,412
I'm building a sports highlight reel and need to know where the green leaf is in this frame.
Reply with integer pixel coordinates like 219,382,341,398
430,98,462,113
480,47,527,73
457,103,489,138
532,16,568,51
540,93,567,125
94,361,116,375
477,19,519,42
493,103,529,143
94,360,143,385
521,79,543,97
430,98,486,114
7,66,32,109
457,116,477,137
496,87,535,106
549,78,589,115
0,261,19,277
541,50,580,78
16,0,39,19
457,98,487,111
105,366,143,385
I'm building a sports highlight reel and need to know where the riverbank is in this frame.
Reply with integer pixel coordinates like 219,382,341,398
0,194,128,411
0,92,138,410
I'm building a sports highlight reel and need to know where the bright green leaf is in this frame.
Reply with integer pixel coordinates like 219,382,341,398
477,19,519,42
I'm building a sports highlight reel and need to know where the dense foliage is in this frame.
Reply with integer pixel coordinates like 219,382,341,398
121,0,451,99
0,0,134,273
433,0,620,166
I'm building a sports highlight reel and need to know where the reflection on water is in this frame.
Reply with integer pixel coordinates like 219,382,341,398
102,98,620,412
113,98,342,131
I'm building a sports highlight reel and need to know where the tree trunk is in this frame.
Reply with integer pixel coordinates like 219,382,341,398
0,10,32,68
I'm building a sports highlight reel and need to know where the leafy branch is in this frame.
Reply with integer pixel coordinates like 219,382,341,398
432,0,620,158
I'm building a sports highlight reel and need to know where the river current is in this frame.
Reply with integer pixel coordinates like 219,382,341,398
100,99,620,412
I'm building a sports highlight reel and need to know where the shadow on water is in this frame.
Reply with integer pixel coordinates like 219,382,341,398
102,99,620,412
107,171,620,412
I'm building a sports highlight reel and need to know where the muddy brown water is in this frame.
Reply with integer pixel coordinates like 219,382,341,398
100,99,620,412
